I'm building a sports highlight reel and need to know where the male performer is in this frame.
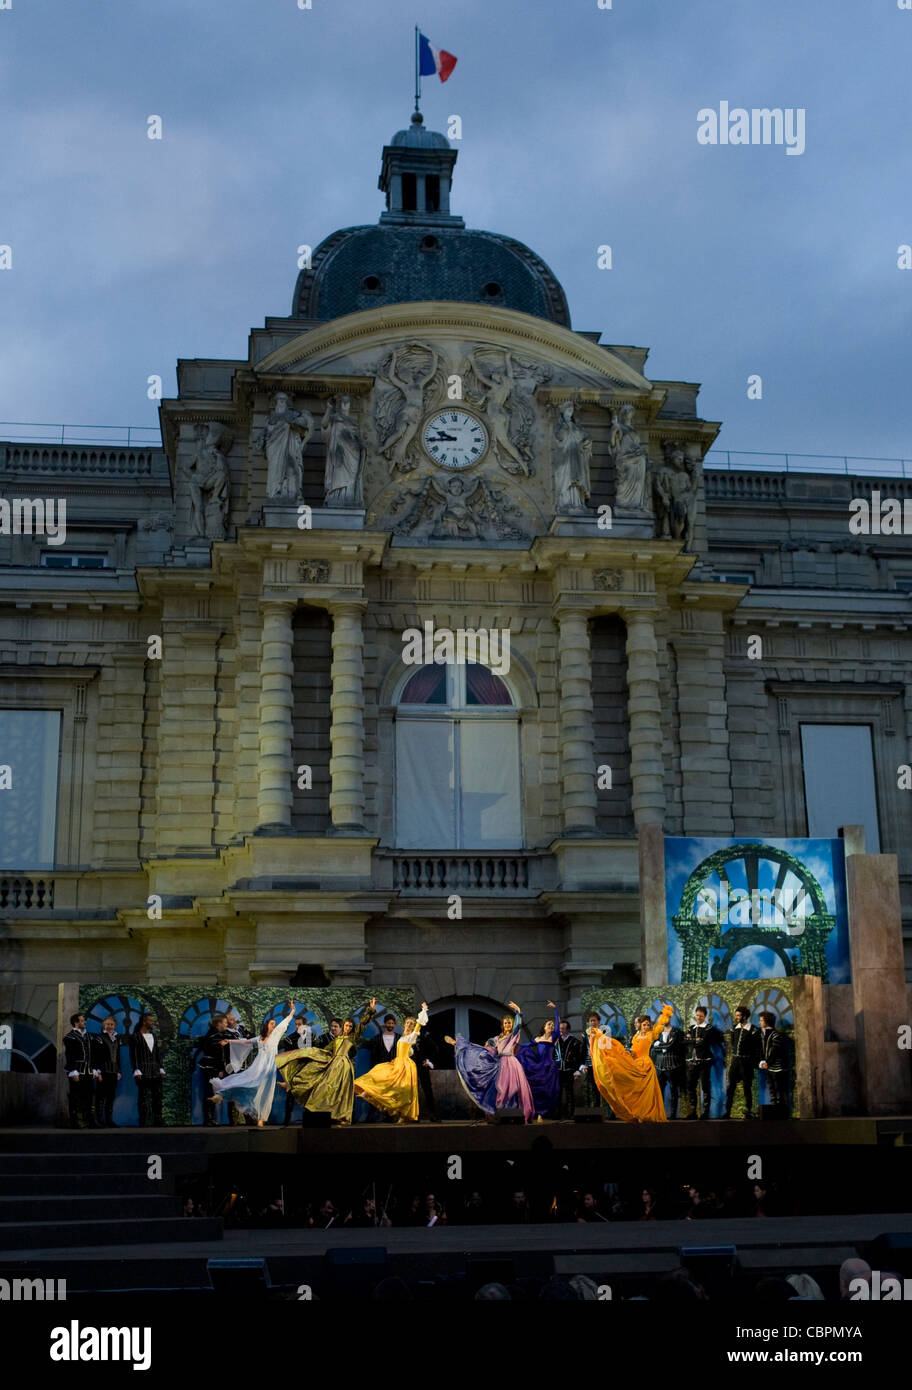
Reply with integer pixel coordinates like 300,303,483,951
225,1011,250,1040
554,1016,585,1119
359,1012,401,1122
91,1014,121,1127
280,1013,314,1125
724,1005,761,1119
199,1013,232,1127
411,1016,440,1122
651,1010,686,1119
130,1013,165,1127
62,1012,94,1129
758,1011,791,1112
685,1005,719,1120
581,1012,609,1119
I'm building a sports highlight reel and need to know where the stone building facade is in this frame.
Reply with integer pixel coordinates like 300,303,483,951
1,116,910,1112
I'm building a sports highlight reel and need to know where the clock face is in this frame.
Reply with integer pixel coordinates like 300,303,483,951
422,410,488,470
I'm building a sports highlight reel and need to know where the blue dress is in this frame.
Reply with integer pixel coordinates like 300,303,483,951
518,1008,560,1118
453,1035,501,1115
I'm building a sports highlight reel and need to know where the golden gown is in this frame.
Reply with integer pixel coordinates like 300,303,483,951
354,1011,427,1122
276,1008,375,1122
588,1005,674,1124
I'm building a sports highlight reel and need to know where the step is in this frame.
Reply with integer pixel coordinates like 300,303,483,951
0,1153,208,1176
0,1216,224,1252
0,1194,182,1222
0,1129,230,1155
0,1173,178,1197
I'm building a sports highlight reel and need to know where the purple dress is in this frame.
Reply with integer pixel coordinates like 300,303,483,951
518,1008,560,1118
454,1011,535,1122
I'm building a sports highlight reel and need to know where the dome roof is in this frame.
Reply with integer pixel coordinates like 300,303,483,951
294,225,571,326
390,111,451,149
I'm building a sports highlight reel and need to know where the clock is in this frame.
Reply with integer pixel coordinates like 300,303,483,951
421,409,488,470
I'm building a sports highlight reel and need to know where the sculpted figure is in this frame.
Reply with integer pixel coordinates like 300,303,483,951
376,345,438,473
186,423,230,540
321,395,365,507
256,392,314,500
469,350,532,476
552,400,592,513
652,440,698,550
610,402,649,511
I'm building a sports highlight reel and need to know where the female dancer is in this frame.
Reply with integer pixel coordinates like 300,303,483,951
209,1001,296,1126
587,1003,674,1124
518,1000,561,1123
354,1004,429,1122
446,1000,535,1123
276,997,376,1125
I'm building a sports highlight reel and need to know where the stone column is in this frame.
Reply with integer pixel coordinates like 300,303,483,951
624,608,668,985
257,599,296,832
555,606,598,835
846,848,912,1115
329,601,367,831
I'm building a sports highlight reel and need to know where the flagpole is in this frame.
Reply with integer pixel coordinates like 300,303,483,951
414,25,420,113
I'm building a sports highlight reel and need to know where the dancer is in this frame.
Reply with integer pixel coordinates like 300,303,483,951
446,1001,535,1123
354,1004,429,1122
210,1002,296,1127
276,998,376,1125
518,1000,561,1122
685,1005,720,1120
587,1004,674,1124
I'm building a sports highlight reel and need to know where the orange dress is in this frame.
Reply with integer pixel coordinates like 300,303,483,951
588,1005,674,1124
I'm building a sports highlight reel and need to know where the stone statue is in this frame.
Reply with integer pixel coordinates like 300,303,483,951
186,422,230,540
375,344,439,473
321,395,365,507
464,348,538,476
391,473,527,542
552,400,592,513
652,440,698,550
609,402,649,511
256,392,314,500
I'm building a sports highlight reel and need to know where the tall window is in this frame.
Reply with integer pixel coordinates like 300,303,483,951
800,723,881,851
395,663,522,849
0,709,61,869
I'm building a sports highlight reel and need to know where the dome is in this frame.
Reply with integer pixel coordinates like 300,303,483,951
390,111,451,149
293,224,571,325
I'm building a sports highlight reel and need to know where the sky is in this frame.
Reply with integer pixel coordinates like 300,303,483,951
1,0,910,464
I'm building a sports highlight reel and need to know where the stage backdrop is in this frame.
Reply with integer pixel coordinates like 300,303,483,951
580,979,799,1119
75,985,415,1127
664,837,850,986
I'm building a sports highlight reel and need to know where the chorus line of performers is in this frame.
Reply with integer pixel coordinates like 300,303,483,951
61,997,792,1129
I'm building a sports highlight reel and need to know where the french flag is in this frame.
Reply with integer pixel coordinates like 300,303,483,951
418,32,458,83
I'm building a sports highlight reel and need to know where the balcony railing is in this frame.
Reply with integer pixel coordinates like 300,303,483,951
705,449,912,477
0,422,161,448
0,443,158,476
387,852,546,894
0,878,55,910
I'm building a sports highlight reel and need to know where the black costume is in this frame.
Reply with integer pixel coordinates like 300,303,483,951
129,1028,164,1127
63,1027,94,1128
759,1026,790,1109
650,1023,686,1118
724,1022,761,1118
91,1029,121,1126
280,1024,317,1123
554,1029,585,1118
198,1027,231,1126
411,1026,440,1121
685,1019,720,1118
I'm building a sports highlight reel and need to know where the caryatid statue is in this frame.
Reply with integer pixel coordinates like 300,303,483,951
186,422,230,540
552,400,592,513
609,401,650,512
256,392,314,500
321,395,365,507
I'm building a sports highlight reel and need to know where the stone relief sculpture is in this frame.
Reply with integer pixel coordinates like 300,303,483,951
593,568,624,591
298,559,331,584
374,343,441,474
463,347,549,477
256,392,314,500
609,402,650,512
652,440,698,550
551,400,592,513
321,395,365,507
185,422,230,540
390,473,527,542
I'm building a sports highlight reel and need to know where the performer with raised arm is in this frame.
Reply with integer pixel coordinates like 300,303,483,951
587,1004,674,1124
276,998,377,1126
518,1000,561,1123
446,1000,535,1124
354,1003,430,1122
210,1002,296,1127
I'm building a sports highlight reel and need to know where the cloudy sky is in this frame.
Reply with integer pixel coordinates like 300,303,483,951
1,0,909,464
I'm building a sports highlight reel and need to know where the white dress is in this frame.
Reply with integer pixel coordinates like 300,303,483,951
210,1011,295,1121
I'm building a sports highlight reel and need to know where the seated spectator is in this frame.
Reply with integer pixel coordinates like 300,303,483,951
475,1283,511,1300
839,1258,872,1300
639,1188,659,1222
576,1191,604,1223
461,1189,488,1225
786,1272,824,1300
423,1192,446,1227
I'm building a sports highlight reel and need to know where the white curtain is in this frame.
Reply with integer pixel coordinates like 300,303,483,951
460,721,522,848
395,720,456,849
0,709,60,869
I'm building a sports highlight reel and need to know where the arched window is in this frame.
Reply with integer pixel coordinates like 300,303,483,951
1,1019,56,1073
395,663,522,849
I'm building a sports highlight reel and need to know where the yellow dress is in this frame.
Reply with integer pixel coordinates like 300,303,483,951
588,1005,674,1124
354,1017,425,1122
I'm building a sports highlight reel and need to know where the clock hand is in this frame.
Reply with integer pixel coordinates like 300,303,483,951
428,432,457,442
